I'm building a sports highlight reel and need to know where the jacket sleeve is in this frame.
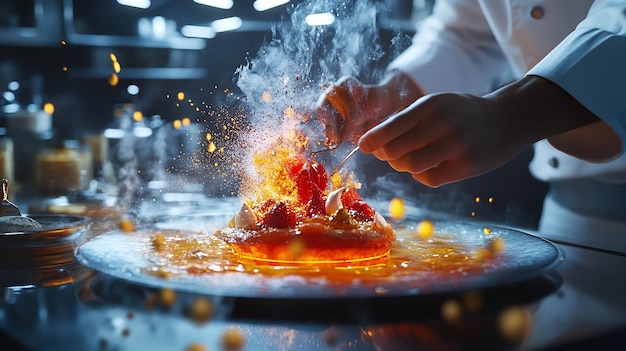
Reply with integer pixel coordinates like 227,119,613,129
387,0,513,95
527,0,626,152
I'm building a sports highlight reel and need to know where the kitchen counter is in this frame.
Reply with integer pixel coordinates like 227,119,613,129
1,208,625,351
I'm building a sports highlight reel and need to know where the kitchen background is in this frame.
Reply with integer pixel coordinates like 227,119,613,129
0,0,548,228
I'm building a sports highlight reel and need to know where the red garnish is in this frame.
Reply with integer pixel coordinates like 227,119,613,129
340,188,363,208
287,159,305,179
306,188,325,217
339,188,374,221
262,202,296,229
348,200,375,221
295,161,328,204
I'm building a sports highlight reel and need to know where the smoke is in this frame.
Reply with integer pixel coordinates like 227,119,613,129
236,0,387,115
236,1,389,134
231,0,391,194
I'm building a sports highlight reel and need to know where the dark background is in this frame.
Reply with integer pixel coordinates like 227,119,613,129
0,0,548,228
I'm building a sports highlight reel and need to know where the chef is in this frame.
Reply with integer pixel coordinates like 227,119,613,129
317,0,626,254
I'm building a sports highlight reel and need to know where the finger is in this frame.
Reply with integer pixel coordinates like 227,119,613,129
411,159,474,188
375,122,448,161
358,104,424,153
385,141,457,174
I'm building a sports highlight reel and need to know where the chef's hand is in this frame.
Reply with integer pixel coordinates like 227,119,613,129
358,75,611,187
316,72,423,146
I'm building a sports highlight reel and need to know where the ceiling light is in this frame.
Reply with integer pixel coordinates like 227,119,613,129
305,12,335,26
193,0,233,10
211,16,242,32
117,0,151,9
181,25,216,39
253,0,290,12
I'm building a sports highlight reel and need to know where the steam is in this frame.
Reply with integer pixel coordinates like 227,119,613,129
236,0,387,117
232,0,390,194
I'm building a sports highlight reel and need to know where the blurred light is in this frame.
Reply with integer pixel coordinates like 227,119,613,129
133,126,152,137
7,81,19,91
138,17,151,37
43,102,55,114
194,0,233,10
108,74,119,86
117,0,151,9
152,16,167,39
104,128,125,139
211,16,242,32
2,103,19,114
181,25,216,39
253,0,290,11
133,111,143,122
2,91,15,102
127,84,140,95
305,12,335,26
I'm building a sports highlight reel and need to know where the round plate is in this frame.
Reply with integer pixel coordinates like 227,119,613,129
76,202,562,299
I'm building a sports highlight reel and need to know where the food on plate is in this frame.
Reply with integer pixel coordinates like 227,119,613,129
215,140,395,264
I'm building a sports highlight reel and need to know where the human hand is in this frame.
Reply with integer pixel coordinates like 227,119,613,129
316,72,423,146
357,92,530,187
316,76,373,146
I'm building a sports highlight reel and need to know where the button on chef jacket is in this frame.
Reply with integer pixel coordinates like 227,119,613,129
387,0,626,252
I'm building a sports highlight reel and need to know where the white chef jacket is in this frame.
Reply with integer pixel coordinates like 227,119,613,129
388,0,626,252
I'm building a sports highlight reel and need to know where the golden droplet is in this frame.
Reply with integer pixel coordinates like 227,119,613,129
473,247,490,262
416,220,434,239
43,102,55,114
188,297,214,325
388,197,405,220
487,237,505,253
118,217,135,232
206,133,212,141
182,117,191,126
133,111,143,122
108,73,119,86
62,66,68,72
158,288,177,309
498,307,532,342
441,299,462,323
207,142,217,153
113,61,121,74
220,328,245,351
109,53,118,62
483,227,492,235
61,40,67,45
177,91,185,101
475,196,481,203
173,120,182,129
185,343,207,351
